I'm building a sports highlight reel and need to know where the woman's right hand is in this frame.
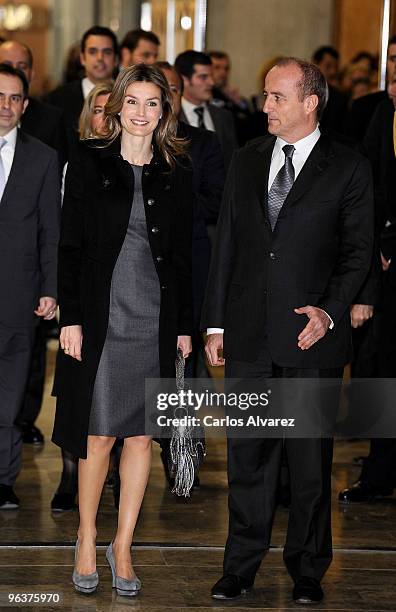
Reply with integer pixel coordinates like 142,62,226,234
60,325,83,361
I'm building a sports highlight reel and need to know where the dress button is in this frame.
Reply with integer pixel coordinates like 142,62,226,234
147,198,155,206
156,255,164,262
269,252,276,260
151,227,159,234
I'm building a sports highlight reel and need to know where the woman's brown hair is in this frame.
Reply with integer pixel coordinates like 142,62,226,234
79,81,114,140
103,64,188,168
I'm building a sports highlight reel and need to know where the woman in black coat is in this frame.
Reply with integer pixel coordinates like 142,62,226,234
52,65,193,596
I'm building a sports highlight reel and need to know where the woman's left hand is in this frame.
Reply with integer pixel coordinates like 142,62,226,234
177,335,192,359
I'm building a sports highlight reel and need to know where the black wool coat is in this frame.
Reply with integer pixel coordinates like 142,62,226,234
52,139,193,458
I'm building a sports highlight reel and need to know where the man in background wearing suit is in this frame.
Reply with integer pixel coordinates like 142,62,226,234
347,35,396,142
0,41,64,153
45,25,118,155
175,50,238,171
0,64,60,509
202,58,373,604
0,40,64,447
339,72,396,504
119,29,160,68
311,45,349,134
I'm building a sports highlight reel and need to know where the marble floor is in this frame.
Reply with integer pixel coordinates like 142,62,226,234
0,342,395,610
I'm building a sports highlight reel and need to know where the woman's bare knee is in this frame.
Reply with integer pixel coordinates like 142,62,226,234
123,435,152,452
87,435,116,456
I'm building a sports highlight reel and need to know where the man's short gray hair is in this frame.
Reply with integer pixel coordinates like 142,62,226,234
274,57,329,119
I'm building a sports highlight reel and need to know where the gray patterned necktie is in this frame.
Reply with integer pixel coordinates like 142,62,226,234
194,106,206,129
268,144,295,230
0,137,6,201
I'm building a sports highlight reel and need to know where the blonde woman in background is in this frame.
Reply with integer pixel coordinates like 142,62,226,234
78,81,114,139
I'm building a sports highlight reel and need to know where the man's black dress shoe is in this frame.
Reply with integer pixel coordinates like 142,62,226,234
211,574,253,600
51,492,77,512
293,577,323,604
22,423,44,445
0,485,19,510
338,481,393,504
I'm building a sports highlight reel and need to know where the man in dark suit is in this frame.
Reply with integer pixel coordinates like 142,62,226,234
0,64,60,509
0,40,64,446
339,75,396,504
347,35,396,142
0,41,64,153
311,46,349,134
119,29,160,68
158,62,225,349
45,25,118,156
202,57,373,604
208,50,251,145
175,50,238,171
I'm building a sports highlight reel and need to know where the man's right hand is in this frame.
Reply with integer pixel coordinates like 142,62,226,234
381,252,391,271
205,333,225,366
60,325,83,361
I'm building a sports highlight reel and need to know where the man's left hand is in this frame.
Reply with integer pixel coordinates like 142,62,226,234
350,304,373,328
34,296,57,320
295,306,331,350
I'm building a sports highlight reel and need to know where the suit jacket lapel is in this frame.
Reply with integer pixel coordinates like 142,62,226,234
255,136,276,221
282,134,332,211
1,130,28,207
179,108,189,125
208,106,220,133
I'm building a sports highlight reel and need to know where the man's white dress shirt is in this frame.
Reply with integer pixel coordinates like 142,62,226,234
181,98,215,132
82,77,96,100
1,126,17,183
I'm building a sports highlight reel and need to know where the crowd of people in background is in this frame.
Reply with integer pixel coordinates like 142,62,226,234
0,23,395,523
0,21,396,511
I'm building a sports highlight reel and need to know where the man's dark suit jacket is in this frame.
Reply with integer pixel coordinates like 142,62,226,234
178,121,225,324
364,97,396,225
320,85,349,134
347,90,388,142
201,133,374,368
180,103,238,171
44,79,84,156
21,97,64,153
0,130,60,328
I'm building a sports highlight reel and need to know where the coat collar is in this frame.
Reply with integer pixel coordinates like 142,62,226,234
96,135,169,171
91,135,170,193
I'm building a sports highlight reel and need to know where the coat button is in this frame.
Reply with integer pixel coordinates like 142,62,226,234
144,170,150,176
161,284,167,290
151,227,159,234
147,198,155,206
269,251,276,260
156,255,164,262
164,184,171,191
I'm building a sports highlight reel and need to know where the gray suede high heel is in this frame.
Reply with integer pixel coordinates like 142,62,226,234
106,541,141,597
72,539,99,594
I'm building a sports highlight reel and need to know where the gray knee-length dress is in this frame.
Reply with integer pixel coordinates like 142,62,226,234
88,164,160,437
